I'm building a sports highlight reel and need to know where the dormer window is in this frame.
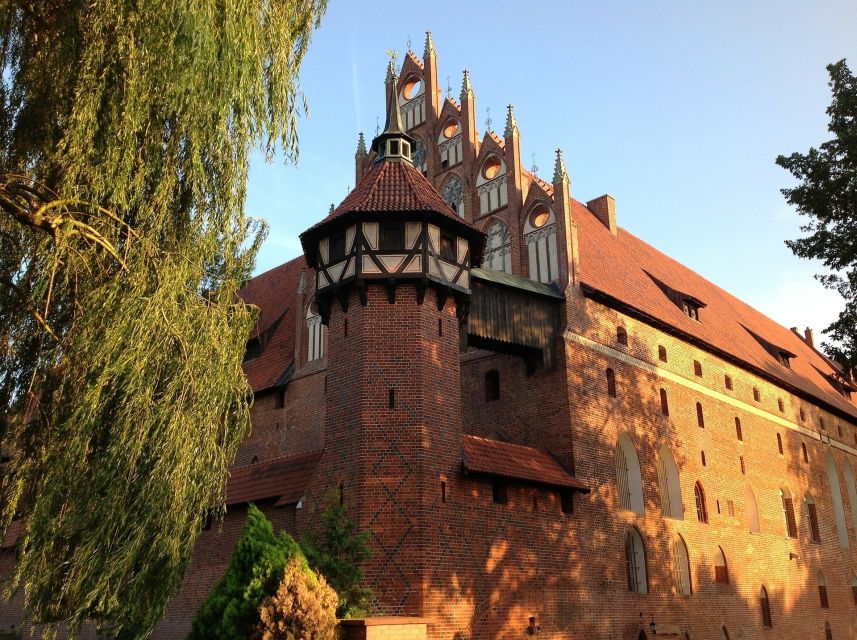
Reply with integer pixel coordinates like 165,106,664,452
776,351,792,368
682,299,700,321
244,337,262,362
379,223,404,250
742,324,797,369
329,231,346,262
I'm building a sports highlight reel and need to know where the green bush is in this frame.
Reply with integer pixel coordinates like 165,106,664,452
188,504,306,640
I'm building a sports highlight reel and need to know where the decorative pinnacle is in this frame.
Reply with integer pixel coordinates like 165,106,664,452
356,131,367,157
460,68,473,101
424,31,435,57
553,148,568,183
504,104,518,137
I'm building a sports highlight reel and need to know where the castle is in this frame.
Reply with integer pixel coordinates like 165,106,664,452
4,33,857,640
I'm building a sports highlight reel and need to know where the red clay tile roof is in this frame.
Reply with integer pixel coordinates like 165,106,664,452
462,435,589,492
1,520,21,548
572,199,857,422
225,449,323,506
239,257,307,392
300,160,485,265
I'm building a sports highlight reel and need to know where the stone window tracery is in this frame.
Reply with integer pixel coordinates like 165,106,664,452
523,203,558,284
438,119,462,168
412,138,427,173
442,176,465,217
672,534,691,596
484,219,511,273
477,155,507,214
306,307,325,362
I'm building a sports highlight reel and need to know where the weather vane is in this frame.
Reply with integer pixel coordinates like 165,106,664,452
485,107,492,131
406,36,412,52
531,153,539,174
375,116,380,137
385,49,399,69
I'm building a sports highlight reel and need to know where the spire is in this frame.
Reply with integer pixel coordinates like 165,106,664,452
504,104,518,137
370,59,415,164
424,31,435,58
460,68,473,102
356,132,367,157
553,148,568,183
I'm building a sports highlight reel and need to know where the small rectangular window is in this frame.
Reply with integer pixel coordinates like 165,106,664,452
485,370,500,402
389,140,400,155
693,361,703,377
440,233,456,261
492,481,508,505
724,375,733,390
388,388,396,409
658,345,667,363
329,232,346,262
753,387,761,402
379,223,404,250
441,481,447,504
561,490,574,514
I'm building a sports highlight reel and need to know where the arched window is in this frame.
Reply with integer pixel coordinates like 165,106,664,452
825,621,833,640
714,546,729,584
477,154,507,213
625,527,647,593
656,444,682,519
442,175,465,217
781,488,797,538
438,119,462,168
746,485,761,533
484,219,511,273
694,482,708,523
306,307,325,362
658,345,667,362
843,461,857,541
523,203,558,283
616,326,628,346
616,433,644,514
735,417,742,441
776,432,783,455
760,586,772,627
696,402,705,428
818,571,829,608
671,534,691,596
400,75,425,129
805,493,821,543
827,453,850,548
606,368,617,398
659,388,669,416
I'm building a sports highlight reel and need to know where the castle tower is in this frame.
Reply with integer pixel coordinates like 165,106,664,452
299,62,486,615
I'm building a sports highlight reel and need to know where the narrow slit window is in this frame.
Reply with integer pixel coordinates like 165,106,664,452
760,586,772,627
694,360,703,377
660,388,669,416
492,481,508,505
441,481,447,503
753,387,761,402
778,398,784,412
802,442,809,463
735,417,743,441
658,345,668,363
696,402,705,428
806,494,821,543
724,374,733,390
777,433,784,455
606,368,617,398
389,388,396,409
818,572,829,608
485,370,500,402
701,450,706,466
740,456,746,475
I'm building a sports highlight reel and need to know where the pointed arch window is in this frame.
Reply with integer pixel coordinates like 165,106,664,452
843,460,857,541
477,154,507,213
616,433,644,514
694,482,708,523
696,402,705,428
400,75,425,128
746,485,761,533
656,444,682,519
781,488,798,538
760,586,772,627
850,575,857,605
720,627,730,640
306,307,325,362
484,219,511,273
818,571,829,608
625,527,648,593
825,621,833,640
827,453,850,548
523,203,558,283
805,493,821,543
438,119,462,168
714,546,729,584
671,534,692,596
442,175,465,217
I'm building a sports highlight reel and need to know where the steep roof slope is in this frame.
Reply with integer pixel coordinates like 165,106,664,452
571,199,857,422
239,256,307,392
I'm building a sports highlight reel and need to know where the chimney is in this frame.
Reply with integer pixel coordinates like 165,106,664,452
587,194,616,235
804,327,815,349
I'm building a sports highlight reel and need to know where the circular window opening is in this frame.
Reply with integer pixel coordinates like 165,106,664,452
482,156,502,180
443,120,460,138
530,205,550,228
403,77,422,100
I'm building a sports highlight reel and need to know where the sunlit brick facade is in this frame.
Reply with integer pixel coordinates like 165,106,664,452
3,34,857,640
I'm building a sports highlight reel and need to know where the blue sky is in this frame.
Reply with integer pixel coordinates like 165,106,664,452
245,0,857,341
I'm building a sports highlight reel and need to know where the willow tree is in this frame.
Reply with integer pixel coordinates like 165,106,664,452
0,1,326,638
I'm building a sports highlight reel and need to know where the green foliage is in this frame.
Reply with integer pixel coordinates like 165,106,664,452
301,493,373,618
189,505,307,640
776,59,857,369
0,1,326,638
255,557,338,640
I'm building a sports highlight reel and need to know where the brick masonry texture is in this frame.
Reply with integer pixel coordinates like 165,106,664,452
3,42,857,640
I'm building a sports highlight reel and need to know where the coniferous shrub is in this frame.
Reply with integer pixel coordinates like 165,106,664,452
188,504,306,640
254,557,338,640
300,493,373,618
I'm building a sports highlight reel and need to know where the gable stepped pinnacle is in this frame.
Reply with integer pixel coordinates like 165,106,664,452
553,148,568,183
504,104,518,137
424,31,435,57
460,69,473,101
